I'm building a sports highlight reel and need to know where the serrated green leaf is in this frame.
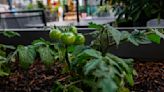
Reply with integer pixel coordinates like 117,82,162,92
99,78,117,92
120,31,130,40
2,31,20,38
79,49,102,59
0,50,6,57
0,70,9,76
105,55,122,75
18,45,36,69
108,53,132,74
32,38,51,46
0,56,6,61
128,35,139,46
84,59,100,75
88,22,103,30
38,46,54,67
99,61,109,72
107,26,121,45
147,33,161,44
0,44,15,50
125,73,134,86
72,45,87,56
94,69,107,78
57,46,66,62
67,45,75,53
0,56,9,77
128,30,151,46
151,29,164,39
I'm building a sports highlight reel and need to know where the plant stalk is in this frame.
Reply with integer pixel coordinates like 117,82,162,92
65,45,71,69
65,80,82,88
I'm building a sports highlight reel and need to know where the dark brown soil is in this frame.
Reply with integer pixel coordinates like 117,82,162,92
0,60,163,92
131,61,164,92
0,60,66,92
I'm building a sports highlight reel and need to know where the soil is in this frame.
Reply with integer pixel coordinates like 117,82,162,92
0,60,163,92
131,61,164,92
0,60,67,92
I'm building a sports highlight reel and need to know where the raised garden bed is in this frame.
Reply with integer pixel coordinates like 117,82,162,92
0,25,164,92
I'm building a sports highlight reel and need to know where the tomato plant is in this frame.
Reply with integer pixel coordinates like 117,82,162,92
49,28,62,39
1,26,164,92
0,31,19,76
70,26,78,34
49,26,86,69
61,32,76,45
74,33,85,45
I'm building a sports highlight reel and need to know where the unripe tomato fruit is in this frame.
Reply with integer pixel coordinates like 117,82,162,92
70,26,78,34
74,33,85,45
61,32,76,45
49,29,62,39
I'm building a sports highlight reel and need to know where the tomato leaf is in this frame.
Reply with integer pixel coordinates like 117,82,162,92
99,78,117,92
107,26,122,45
38,46,54,67
147,33,161,44
17,45,36,69
151,29,164,39
88,22,103,30
84,59,100,75
2,31,20,38
125,73,134,86
79,49,102,59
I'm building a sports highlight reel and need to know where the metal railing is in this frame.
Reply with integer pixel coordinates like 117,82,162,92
0,9,47,29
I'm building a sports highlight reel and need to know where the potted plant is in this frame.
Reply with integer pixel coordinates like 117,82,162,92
112,0,164,27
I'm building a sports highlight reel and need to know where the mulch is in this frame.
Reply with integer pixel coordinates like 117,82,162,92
0,60,66,92
0,59,163,92
131,60,164,92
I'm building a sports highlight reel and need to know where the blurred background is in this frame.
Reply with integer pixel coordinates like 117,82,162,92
0,0,115,21
0,0,163,28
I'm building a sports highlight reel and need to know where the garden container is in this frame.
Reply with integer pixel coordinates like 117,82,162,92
0,27,164,60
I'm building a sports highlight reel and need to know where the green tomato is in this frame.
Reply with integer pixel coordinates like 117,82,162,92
70,26,78,34
74,33,85,45
61,32,76,45
49,29,62,39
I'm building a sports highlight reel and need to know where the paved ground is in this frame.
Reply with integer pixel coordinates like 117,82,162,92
25,17,116,28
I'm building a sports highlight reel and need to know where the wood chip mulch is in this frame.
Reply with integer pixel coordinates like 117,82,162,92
0,60,66,92
131,61,164,92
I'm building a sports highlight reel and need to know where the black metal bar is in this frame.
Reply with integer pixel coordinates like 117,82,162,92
76,0,80,23
7,0,12,10
0,9,44,14
41,10,47,27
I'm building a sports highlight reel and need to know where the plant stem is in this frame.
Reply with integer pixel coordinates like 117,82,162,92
99,29,105,56
104,29,109,54
65,45,71,69
57,75,71,82
65,80,82,88
101,28,108,56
